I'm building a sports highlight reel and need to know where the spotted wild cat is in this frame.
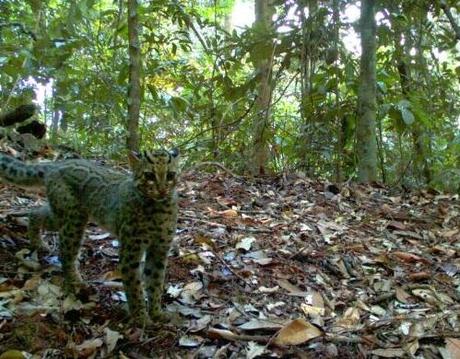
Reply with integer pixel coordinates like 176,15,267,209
0,149,179,322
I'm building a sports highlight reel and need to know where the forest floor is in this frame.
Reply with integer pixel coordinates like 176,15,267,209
0,169,459,358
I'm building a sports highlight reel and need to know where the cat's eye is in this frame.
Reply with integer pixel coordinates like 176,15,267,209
144,172,155,181
166,171,176,181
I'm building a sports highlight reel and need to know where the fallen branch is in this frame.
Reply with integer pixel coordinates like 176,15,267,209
207,328,271,344
0,104,36,127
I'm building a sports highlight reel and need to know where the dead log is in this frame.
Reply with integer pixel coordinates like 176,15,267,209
0,104,36,127
16,120,46,139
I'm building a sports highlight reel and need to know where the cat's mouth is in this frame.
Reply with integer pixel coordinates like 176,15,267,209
142,188,170,200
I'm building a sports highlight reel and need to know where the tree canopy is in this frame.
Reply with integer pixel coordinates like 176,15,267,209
1,0,459,189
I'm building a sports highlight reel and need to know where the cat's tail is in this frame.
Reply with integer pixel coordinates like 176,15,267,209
0,154,52,187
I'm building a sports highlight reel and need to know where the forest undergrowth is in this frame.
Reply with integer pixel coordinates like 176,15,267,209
0,169,459,358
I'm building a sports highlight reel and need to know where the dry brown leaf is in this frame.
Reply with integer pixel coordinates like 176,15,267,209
395,287,412,303
246,342,266,359
272,318,323,346
276,279,308,296
374,254,390,264
15,249,40,271
239,319,285,331
393,251,429,264
193,234,215,247
0,350,26,359
189,315,212,333
207,328,239,341
0,288,22,301
430,246,456,257
102,270,122,281
76,338,103,358
178,336,204,348
411,288,438,306
408,271,431,281
21,276,42,291
440,229,459,238
386,221,406,231
104,328,123,354
219,209,238,218
300,303,325,317
258,286,279,293
307,290,324,308
216,196,237,207
301,290,325,317
181,281,204,304
436,292,455,305
445,338,460,359
335,307,360,329
236,236,256,251
404,340,419,355
371,348,405,358
408,322,426,338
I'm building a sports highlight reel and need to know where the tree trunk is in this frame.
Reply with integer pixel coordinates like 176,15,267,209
390,4,432,184
356,0,378,182
332,0,342,182
413,11,432,184
127,0,141,152
50,81,63,139
299,0,318,175
249,0,275,176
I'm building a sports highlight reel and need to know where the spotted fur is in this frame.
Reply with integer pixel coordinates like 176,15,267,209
0,149,179,322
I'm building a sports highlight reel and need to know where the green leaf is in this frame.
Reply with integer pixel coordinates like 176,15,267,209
170,96,189,113
117,65,129,85
388,107,405,134
147,84,158,100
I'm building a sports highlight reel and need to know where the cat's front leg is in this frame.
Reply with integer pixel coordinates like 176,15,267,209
144,242,170,321
119,236,147,322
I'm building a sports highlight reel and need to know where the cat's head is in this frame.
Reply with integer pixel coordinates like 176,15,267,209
129,148,179,199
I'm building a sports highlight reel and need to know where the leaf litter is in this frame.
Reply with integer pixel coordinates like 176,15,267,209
0,171,459,357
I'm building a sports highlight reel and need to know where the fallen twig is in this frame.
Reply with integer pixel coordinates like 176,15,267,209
207,328,271,344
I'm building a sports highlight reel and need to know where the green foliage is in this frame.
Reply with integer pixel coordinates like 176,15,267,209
0,0,459,189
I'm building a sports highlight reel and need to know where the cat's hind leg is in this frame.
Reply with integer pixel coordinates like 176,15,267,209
46,181,88,293
28,204,58,251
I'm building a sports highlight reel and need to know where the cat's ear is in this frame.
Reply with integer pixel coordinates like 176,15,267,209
170,148,180,158
128,151,142,170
